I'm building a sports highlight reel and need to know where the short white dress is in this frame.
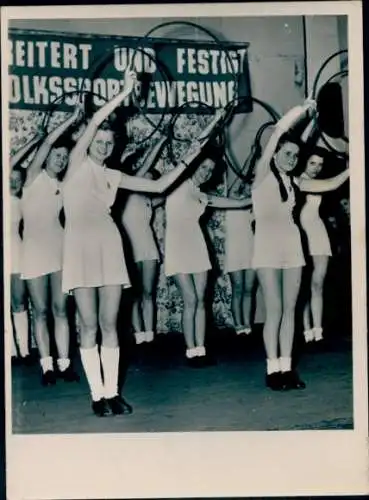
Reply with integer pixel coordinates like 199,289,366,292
11,196,22,275
300,194,332,256
62,156,130,294
165,179,211,277
224,208,254,273
122,194,160,263
252,171,305,269
21,171,64,280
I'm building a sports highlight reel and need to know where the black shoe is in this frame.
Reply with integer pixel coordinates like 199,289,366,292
92,398,110,417
41,370,57,386
11,356,21,367
266,372,283,391
59,365,80,382
20,354,35,367
281,370,306,390
106,395,133,415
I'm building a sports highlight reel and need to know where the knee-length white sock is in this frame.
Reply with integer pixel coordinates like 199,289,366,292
100,346,120,399
11,331,17,357
13,311,30,358
79,345,104,402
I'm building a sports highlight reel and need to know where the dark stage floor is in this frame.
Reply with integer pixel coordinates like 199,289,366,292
11,328,353,434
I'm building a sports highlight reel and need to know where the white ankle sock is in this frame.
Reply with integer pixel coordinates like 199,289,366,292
134,331,146,344
100,346,120,399
13,311,30,357
79,345,104,402
266,358,280,374
313,327,323,341
279,357,292,373
186,348,197,359
40,356,53,373
235,325,244,335
145,331,154,343
57,358,70,372
195,346,206,357
304,329,314,343
11,332,17,357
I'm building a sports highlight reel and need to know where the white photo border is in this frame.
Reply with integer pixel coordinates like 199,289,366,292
2,2,368,499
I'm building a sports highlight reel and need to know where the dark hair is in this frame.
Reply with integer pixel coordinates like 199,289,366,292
52,133,74,152
197,143,227,192
270,133,301,202
10,166,27,197
295,144,327,177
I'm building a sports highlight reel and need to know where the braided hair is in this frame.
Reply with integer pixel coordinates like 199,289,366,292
270,132,301,202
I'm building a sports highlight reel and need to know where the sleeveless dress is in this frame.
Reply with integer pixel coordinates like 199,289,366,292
224,208,254,272
62,156,130,293
122,194,160,263
21,171,63,280
252,171,305,269
11,196,22,274
165,179,211,276
300,194,332,256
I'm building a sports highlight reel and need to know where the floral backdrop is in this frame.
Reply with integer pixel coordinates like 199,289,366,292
9,109,236,334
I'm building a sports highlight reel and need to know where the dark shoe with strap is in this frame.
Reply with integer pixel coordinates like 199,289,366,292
265,372,283,391
41,370,57,386
281,370,306,390
92,398,110,417
106,395,133,415
59,365,80,382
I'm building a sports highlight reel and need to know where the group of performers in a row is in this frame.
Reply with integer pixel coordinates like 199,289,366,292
10,69,349,417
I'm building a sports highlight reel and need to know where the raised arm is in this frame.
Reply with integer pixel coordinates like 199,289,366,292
297,168,349,193
68,69,137,174
118,109,227,194
24,107,82,187
254,100,316,187
207,194,252,209
133,135,168,178
10,131,44,169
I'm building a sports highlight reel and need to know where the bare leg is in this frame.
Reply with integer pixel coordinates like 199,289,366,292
173,274,197,350
50,271,69,360
310,255,329,339
257,268,282,361
242,269,256,330
26,275,51,361
140,259,159,336
229,270,244,331
280,267,302,360
193,271,208,349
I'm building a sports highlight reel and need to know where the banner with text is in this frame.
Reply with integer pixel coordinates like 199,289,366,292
8,28,252,114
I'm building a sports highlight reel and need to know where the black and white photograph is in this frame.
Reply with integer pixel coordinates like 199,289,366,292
2,1,368,499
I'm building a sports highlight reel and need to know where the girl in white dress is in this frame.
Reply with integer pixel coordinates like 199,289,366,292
9,134,42,365
21,108,81,386
224,172,256,337
298,146,346,345
63,70,227,416
252,99,349,392
121,137,167,345
165,148,252,367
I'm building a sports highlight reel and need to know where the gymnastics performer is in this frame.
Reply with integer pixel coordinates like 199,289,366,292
164,144,252,367
121,136,168,345
21,108,82,386
299,146,348,345
10,133,43,365
224,167,256,337
62,69,227,416
252,98,349,391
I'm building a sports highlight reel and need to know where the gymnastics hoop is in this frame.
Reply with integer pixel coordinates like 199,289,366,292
42,89,109,133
